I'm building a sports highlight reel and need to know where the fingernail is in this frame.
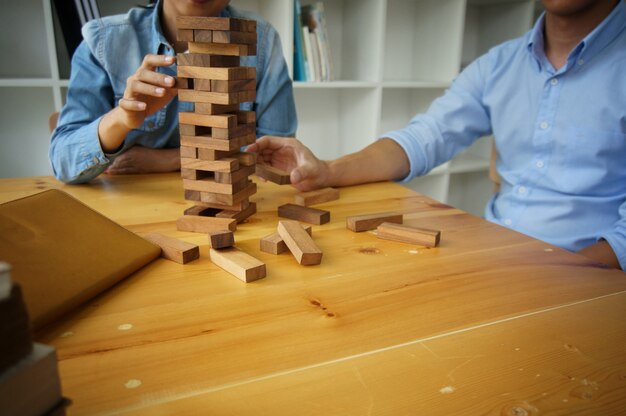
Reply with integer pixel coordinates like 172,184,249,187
137,102,146,109
155,87,165,94
165,56,174,63
164,76,174,85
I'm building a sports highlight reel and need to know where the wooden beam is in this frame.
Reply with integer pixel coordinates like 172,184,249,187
143,233,199,264
209,247,266,283
294,188,340,207
177,65,255,81
346,212,403,232
177,53,240,68
278,203,330,225
277,221,322,265
256,163,290,185
376,222,440,247
260,224,312,255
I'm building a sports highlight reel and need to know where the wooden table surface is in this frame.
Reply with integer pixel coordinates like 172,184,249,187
1,173,625,415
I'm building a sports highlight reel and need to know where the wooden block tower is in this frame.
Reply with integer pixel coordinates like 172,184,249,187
176,16,258,229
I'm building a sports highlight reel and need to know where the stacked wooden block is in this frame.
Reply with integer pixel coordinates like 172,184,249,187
176,16,258,230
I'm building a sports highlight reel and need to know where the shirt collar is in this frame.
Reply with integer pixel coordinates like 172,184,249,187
527,0,626,71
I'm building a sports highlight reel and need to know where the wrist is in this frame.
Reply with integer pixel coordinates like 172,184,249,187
99,108,132,153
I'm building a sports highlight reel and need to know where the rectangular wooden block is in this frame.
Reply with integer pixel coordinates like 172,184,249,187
235,110,256,124
180,145,197,159
209,247,266,283
216,201,256,223
208,230,234,249
190,199,250,212
179,124,210,137
144,233,199,264
179,112,236,129
277,220,322,265
177,29,194,41
210,79,256,93
294,187,340,207
184,205,219,216
214,164,255,184
260,224,312,255
212,123,255,139
193,78,212,92
183,177,249,194
181,168,213,180
188,42,255,57
197,147,233,161
177,65,255,81
212,30,257,45
179,89,256,105
176,215,237,233
194,103,239,115
180,157,239,173
176,16,256,33
176,77,193,89
177,53,240,68
198,181,256,206
376,222,441,247
278,203,330,225
181,134,255,152
192,29,212,43
256,163,290,185
346,212,403,232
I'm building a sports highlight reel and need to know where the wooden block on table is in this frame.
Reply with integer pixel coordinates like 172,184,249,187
376,222,440,247
176,16,256,32
278,203,330,225
212,123,255,139
212,30,257,45
181,157,238,173
176,215,237,233
144,233,199,264
216,201,256,223
210,79,256,93
260,224,312,255
177,53,240,68
188,42,256,57
209,247,265,283
177,66,254,81
181,133,255,152
277,220,322,265
179,89,256,105
208,230,234,249
183,177,249,194
181,168,213,180
179,112,236,129
294,187,340,207
214,164,255,184
199,181,257,206
180,145,197,159
255,163,290,185
177,29,194,41
346,212,403,232
194,103,239,115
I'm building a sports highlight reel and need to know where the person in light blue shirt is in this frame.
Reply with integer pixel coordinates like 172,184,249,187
50,0,297,184
247,0,626,270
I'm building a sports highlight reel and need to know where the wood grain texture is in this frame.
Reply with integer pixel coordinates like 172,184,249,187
177,66,254,81
211,30,257,45
377,222,440,247
178,89,256,105
176,16,256,32
177,53,240,68
216,201,256,224
212,123,255,140
194,103,239,115
175,215,236,233
214,165,255,185
255,164,290,185
188,42,255,57
208,230,234,249
178,112,236,129
278,203,330,225
346,211,403,232
180,134,255,152
199,181,257,206
294,187,340,207
209,247,266,283
180,157,238,173
260,224,312,255
210,79,256,93
183,178,249,195
277,220,322,265
143,233,199,264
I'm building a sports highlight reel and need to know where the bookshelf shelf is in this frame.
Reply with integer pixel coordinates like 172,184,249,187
0,0,538,216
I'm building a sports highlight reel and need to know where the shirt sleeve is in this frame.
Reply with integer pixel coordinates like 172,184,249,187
380,54,494,182
600,199,626,270
254,23,297,137
49,40,115,184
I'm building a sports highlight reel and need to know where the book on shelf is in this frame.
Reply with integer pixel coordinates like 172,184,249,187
295,2,333,82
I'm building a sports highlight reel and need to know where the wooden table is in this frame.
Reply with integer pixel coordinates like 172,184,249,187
1,173,625,415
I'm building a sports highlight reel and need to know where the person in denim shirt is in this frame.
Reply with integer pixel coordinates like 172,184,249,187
248,0,626,270
50,0,297,184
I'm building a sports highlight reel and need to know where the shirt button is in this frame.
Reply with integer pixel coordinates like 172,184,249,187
536,160,544,168
504,219,513,226
147,121,155,128
577,58,585,66
550,78,558,86
540,121,549,130
518,186,527,195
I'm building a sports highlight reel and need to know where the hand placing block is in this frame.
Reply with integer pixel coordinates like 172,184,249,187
346,212,403,232
277,220,322,265
294,188,340,207
278,203,330,225
255,163,291,185
209,247,266,283
376,222,440,247
144,233,200,264
260,224,312,254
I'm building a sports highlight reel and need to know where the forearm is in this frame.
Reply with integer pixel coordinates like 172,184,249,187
98,107,133,152
326,138,410,187
577,240,621,269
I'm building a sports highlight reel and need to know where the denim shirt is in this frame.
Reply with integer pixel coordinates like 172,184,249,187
383,1,626,268
50,2,297,184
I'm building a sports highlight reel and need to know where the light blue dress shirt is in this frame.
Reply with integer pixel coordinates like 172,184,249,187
50,1,297,184
384,1,626,269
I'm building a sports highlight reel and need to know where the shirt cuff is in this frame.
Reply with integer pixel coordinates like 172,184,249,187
378,129,428,183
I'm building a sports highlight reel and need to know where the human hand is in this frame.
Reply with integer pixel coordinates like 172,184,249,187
246,136,330,191
105,146,180,175
116,54,177,130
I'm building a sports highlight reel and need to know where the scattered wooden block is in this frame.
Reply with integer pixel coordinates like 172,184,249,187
278,203,330,225
346,212,403,232
260,224,312,254
176,215,237,233
256,163,290,185
376,222,440,247
277,221,322,265
209,247,266,283
209,230,234,249
294,187,340,207
144,233,199,264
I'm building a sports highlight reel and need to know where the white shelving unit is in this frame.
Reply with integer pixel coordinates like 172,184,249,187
0,0,536,216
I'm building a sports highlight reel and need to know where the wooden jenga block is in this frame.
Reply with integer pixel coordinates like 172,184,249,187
211,30,257,45
179,112,237,129
260,224,312,255
208,230,234,249
214,164,255,184
346,212,403,232
197,148,232,161
177,65,255,81
294,188,340,207
191,199,250,212
235,110,256,124
376,222,440,247
194,103,239,115
176,16,256,32
278,204,330,225
181,168,213,180
184,205,219,216
183,177,249,194
255,163,290,185
144,233,199,264
212,123,255,139
181,134,255,152
179,124,210,136
177,29,194,41
180,145,197,159
193,29,212,43
277,220,322,266
180,157,239,173
235,151,257,166
216,201,256,223
176,77,193,89
178,89,256,105
176,215,237,233
209,247,266,283
188,42,255,57
177,53,240,68
193,78,213,91
199,182,257,206
210,79,256,93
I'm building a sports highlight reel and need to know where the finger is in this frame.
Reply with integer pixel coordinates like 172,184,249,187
126,79,168,98
140,54,175,70
137,68,175,88
118,98,147,111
